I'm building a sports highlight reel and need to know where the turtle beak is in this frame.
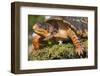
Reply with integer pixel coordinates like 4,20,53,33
32,23,42,34
32,24,39,30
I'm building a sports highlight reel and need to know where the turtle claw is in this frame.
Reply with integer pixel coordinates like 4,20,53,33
75,48,84,56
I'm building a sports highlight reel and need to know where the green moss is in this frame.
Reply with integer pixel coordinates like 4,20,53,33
28,39,88,60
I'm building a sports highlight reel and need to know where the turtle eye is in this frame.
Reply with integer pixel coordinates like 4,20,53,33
37,23,42,27
41,23,47,30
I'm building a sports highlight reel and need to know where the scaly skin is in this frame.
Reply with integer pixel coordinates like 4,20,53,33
32,34,41,50
67,28,83,55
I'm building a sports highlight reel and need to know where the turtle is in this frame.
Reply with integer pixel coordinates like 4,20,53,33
32,16,88,56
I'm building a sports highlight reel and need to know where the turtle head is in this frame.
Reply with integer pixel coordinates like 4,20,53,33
32,22,51,37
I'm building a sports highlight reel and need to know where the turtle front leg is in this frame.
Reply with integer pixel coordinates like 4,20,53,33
32,33,41,50
67,28,84,56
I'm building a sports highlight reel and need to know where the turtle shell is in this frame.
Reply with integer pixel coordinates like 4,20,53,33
45,16,88,38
